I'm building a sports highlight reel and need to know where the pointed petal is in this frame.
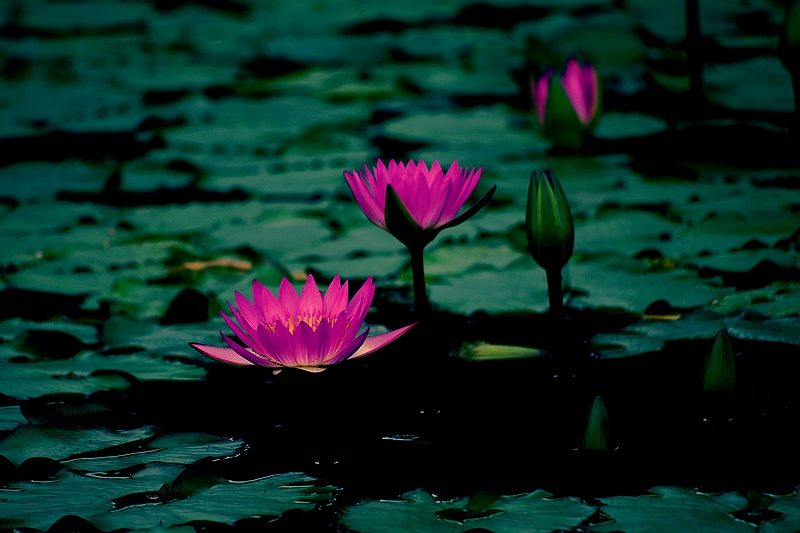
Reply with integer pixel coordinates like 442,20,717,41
533,71,552,124
256,322,297,366
345,169,385,228
351,323,415,359
278,278,300,316
291,320,317,366
221,332,280,367
436,184,495,231
189,342,254,366
297,366,327,373
298,275,323,318
221,308,262,353
309,318,335,365
323,275,348,317
253,279,287,324
346,277,375,327
326,327,370,364
234,291,260,328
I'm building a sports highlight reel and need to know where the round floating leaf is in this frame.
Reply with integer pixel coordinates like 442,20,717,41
340,488,596,533
593,486,751,533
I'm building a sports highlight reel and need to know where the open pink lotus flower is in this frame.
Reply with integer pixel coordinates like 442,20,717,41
344,160,494,245
533,58,599,126
189,275,414,373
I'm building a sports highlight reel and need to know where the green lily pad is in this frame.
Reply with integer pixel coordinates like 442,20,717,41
593,112,669,140
0,425,157,465
0,352,205,399
382,105,547,159
591,312,725,358
64,432,244,472
705,57,794,113
429,265,548,315
340,488,596,533
706,282,800,317
763,492,800,533
593,486,751,533
569,254,731,314
0,405,26,431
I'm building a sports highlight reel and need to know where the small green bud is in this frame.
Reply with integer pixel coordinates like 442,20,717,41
525,170,575,272
703,328,735,398
583,396,610,451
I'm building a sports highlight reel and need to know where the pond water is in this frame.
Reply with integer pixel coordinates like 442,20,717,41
2,0,800,531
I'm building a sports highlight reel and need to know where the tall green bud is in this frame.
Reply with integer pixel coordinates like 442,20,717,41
583,396,611,451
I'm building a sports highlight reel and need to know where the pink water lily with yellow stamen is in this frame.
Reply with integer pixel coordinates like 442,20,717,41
189,275,414,373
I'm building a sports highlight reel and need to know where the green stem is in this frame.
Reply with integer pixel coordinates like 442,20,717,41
792,71,800,133
410,245,430,316
546,268,564,316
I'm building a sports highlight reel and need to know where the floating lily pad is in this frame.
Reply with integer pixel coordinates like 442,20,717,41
593,486,751,533
569,254,731,314
0,425,157,465
0,352,205,399
340,488,596,533
0,406,26,431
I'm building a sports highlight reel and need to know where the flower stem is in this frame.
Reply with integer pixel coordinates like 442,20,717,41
409,245,430,316
792,71,800,133
546,268,564,316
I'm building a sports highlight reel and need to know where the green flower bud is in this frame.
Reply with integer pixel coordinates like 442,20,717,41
525,170,575,272
703,328,735,398
583,396,610,451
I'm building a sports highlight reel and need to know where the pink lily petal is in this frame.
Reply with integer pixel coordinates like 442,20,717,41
323,276,348,317
345,169,385,227
221,332,281,367
298,275,323,320
278,278,300,316
295,366,327,373
252,279,288,324
221,308,263,353
260,321,298,366
351,323,415,359
234,291,260,329
188,343,254,366
326,327,370,365
533,70,552,125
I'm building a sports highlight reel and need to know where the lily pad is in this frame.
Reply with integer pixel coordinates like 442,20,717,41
340,488,596,533
0,352,205,399
593,486,751,533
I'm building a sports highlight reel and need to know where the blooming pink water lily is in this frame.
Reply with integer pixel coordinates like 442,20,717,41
532,58,599,126
344,159,492,234
190,275,413,373
344,159,495,313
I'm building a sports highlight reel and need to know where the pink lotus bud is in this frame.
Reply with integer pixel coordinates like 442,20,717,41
531,58,601,148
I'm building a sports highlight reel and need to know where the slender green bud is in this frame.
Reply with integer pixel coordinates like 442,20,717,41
703,329,735,398
525,170,575,272
583,396,610,451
